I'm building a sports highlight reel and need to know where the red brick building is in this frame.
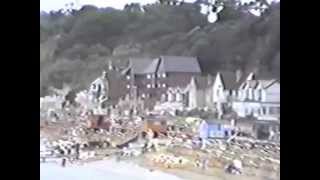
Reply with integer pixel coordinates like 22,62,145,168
122,56,202,101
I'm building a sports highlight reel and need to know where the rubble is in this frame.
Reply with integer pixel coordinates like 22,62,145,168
40,72,279,179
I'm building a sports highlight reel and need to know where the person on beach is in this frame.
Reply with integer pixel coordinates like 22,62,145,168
116,152,121,162
75,143,80,160
202,158,208,170
61,158,67,167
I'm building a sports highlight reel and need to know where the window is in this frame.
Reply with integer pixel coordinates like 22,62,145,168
157,84,161,88
108,65,113,71
262,107,266,115
151,74,155,78
162,73,167,78
245,89,249,99
126,75,131,80
162,84,166,88
232,90,237,97
152,84,156,88
97,84,102,93
92,84,96,90
147,74,151,79
141,93,146,98
147,84,151,88
126,84,130,89
270,107,280,114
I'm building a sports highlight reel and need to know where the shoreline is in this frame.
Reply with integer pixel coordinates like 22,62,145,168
41,149,279,180
41,158,184,180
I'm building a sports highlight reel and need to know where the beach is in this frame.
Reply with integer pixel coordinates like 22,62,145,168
40,159,183,180
41,157,279,180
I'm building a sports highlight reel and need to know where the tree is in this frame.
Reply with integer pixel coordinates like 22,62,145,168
40,2,280,96
124,3,142,13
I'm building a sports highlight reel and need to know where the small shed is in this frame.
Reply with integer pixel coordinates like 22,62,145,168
199,119,233,139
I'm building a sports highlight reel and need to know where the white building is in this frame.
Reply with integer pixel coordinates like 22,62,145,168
211,70,248,118
232,75,280,121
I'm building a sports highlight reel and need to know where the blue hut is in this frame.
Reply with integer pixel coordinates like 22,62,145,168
199,119,233,139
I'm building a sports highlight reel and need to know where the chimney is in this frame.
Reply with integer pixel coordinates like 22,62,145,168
207,74,213,85
108,61,114,71
102,71,107,79
236,69,243,82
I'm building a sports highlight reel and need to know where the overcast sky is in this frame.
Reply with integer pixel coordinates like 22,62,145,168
40,0,158,12
39,0,207,12
40,0,280,13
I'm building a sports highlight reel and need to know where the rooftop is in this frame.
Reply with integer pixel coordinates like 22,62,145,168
129,58,160,75
158,56,201,73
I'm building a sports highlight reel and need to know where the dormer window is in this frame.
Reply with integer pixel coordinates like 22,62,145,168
92,84,96,90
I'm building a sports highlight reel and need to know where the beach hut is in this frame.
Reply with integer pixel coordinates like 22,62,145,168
199,119,233,139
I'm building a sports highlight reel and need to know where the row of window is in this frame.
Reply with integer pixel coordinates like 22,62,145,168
126,84,167,89
126,73,167,80
243,107,280,115
147,73,167,79
147,84,167,88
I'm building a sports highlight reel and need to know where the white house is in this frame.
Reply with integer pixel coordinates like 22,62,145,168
89,71,109,103
212,70,248,104
154,75,214,113
232,75,280,121
211,70,248,118
212,72,228,104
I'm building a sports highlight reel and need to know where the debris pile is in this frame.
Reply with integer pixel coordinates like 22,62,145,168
151,153,190,169
40,72,279,178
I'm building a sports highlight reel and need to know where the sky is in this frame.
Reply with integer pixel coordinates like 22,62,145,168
40,0,280,13
41,160,182,180
40,0,158,12
39,0,205,12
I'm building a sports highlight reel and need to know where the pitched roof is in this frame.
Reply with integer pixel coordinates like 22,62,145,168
243,80,259,89
106,72,127,102
193,75,214,90
258,79,279,89
129,58,160,75
158,56,201,73
218,71,251,90
240,78,279,90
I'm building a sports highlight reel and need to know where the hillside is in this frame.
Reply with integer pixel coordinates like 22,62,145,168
40,2,280,96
